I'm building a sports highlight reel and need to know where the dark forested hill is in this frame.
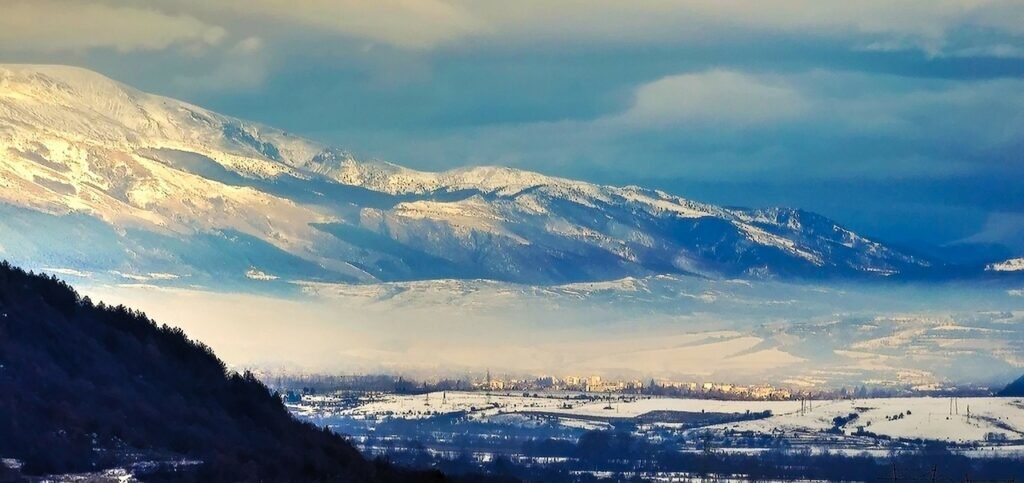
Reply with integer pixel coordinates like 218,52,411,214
0,260,446,482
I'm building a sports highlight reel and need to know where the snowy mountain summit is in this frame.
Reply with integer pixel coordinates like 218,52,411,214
987,258,1024,272
0,64,934,286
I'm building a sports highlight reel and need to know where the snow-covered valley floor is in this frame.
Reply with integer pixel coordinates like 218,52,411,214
291,391,1024,454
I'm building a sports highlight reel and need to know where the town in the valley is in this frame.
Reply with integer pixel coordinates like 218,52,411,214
255,369,1024,479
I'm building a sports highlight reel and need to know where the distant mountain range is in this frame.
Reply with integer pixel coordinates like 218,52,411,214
0,65,1015,288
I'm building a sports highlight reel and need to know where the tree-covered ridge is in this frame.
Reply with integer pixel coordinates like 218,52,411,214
0,260,445,482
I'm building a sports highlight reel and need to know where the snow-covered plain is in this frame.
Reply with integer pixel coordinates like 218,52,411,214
713,397,1024,443
321,391,1024,446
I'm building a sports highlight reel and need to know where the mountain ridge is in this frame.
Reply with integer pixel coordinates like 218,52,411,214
0,64,990,287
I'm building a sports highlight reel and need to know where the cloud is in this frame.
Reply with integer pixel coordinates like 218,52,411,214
103,0,1024,56
614,70,810,127
342,68,1024,185
176,0,484,50
609,70,1024,177
232,37,264,55
2,0,1022,72
0,1,226,53
950,44,1024,59
455,0,1024,57
173,37,269,91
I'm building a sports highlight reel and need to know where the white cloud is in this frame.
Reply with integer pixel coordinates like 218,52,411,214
0,1,226,53
611,69,1024,147
614,70,810,127
232,36,264,55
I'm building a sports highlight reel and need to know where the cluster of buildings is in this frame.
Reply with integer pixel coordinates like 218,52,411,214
471,371,794,400
652,380,793,400
474,372,643,393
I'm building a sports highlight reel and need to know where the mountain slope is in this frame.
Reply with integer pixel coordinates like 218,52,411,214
999,374,1024,396
0,64,933,286
0,260,446,481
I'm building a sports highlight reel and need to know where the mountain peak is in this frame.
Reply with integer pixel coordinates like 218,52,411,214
1,63,130,93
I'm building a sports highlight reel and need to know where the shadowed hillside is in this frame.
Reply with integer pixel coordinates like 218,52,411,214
0,260,451,482
999,374,1024,396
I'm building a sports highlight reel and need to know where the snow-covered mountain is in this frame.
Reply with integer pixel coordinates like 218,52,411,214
988,258,1024,272
0,64,939,286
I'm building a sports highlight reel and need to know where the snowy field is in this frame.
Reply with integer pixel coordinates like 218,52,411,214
706,396,1024,443
295,391,590,420
320,391,1024,446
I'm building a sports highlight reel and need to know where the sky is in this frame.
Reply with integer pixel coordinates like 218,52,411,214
2,0,1023,253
